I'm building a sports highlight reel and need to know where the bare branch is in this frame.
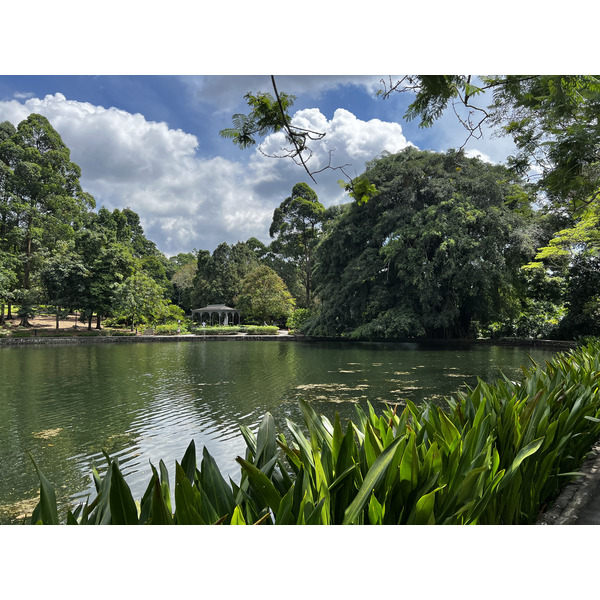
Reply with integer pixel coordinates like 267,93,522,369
271,75,318,183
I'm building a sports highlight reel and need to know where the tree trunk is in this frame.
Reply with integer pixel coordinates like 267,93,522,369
0,303,4,326
96,314,101,329
7,302,12,319
24,215,33,290
87,313,93,330
55,306,60,329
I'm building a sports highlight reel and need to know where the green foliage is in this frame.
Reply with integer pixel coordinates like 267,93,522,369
269,183,326,308
286,308,311,331
0,113,95,294
338,175,378,205
191,325,242,335
27,342,600,525
154,322,189,335
236,265,295,325
484,300,566,339
307,148,540,339
240,325,278,335
112,271,170,330
191,241,261,309
220,90,297,149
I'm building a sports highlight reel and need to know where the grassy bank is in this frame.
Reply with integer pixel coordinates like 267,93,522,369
25,341,600,524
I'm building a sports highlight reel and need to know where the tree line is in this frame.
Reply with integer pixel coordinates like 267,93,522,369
214,75,600,340
3,75,600,338
0,114,185,330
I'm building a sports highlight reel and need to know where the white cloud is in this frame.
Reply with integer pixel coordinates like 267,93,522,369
0,93,412,256
254,107,413,206
464,149,493,163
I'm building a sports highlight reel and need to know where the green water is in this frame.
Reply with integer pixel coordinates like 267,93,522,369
0,339,559,523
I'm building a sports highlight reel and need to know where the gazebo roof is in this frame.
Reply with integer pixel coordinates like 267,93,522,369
192,304,238,312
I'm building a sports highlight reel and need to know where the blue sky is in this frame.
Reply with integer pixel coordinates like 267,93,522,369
0,74,521,256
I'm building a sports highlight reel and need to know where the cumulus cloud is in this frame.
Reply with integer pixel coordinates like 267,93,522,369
254,107,413,206
0,93,412,256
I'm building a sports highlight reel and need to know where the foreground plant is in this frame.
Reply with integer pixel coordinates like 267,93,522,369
27,342,600,525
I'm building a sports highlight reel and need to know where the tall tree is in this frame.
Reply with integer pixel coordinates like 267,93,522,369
269,182,326,308
306,148,539,339
39,248,87,328
74,208,137,329
380,75,600,212
0,114,95,324
191,241,260,308
112,270,169,331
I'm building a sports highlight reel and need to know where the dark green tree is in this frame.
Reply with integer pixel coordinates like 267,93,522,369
381,75,600,211
306,148,540,339
74,209,137,329
0,114,95,324
191,241,260,308
112,270,169,331
39,249,87,328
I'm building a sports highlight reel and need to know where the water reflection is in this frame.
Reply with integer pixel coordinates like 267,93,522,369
0,340,557,522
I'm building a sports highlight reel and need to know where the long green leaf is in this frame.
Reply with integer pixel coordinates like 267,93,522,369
109,461,139,524
29,454,59,525
343,435,404,525
498,437,544,491
236,456,282,513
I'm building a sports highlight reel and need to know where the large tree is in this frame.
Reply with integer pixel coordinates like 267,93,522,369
236,265,296,325
269,182,326,308
305,148,539,339
191,241,261,308
0,114,95,324
73,208,137,329
39,248,87,328
112,270,169,331
383,75,600,212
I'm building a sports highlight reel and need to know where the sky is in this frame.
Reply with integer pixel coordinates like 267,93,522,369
0,74,520,257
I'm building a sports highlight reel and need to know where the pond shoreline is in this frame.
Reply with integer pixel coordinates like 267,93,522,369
0,333,576,349
0,333,298,345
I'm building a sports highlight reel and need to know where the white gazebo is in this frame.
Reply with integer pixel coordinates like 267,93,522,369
190,304,241,326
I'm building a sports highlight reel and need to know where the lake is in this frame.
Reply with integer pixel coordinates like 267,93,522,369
0,339,560,523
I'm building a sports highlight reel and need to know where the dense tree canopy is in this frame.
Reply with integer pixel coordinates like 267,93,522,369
190,241,261,309
304,148,541,339
236,265,296,325
383,75,600,208
0,114,95,324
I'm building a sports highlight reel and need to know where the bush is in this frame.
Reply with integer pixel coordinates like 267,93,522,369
483,301,566,339
155,322,189,335
241,325,278,335
286,308,311,332
191,325,241,335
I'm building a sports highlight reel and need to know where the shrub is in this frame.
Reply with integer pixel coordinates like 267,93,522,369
241,325,278,335
192,326,241,335
286,308,311,332
155,322,189,335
